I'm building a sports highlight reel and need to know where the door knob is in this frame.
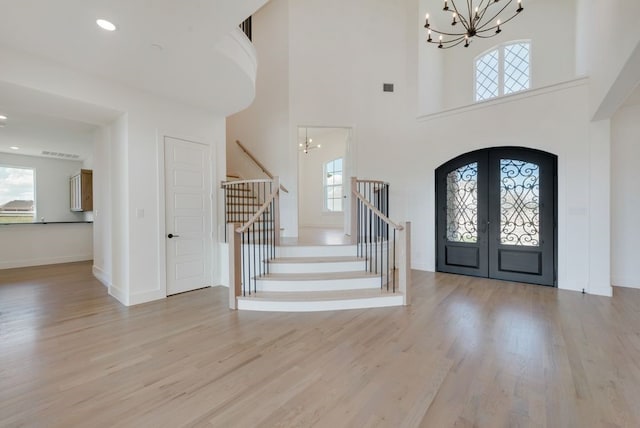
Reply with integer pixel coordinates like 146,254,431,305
168,233,180,238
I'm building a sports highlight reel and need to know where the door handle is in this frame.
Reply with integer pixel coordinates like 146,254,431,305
168,233,180,238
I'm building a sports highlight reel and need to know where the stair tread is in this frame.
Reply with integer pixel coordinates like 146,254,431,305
238,288,402,301
257,271,379,281
269,256,365,264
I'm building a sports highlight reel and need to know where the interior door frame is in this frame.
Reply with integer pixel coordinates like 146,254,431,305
294,125,355,236
158,134,214,297
435,146,557,287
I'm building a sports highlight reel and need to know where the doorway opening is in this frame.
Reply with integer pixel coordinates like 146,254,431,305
435,147,557,286
297,127,352,239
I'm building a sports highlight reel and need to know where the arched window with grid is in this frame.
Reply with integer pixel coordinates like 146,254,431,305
475,41,530,102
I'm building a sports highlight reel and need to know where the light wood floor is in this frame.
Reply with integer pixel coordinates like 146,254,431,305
1,262,640,427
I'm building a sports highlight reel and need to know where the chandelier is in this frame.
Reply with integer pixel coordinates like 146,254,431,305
299,129,321,154
423,0,524,49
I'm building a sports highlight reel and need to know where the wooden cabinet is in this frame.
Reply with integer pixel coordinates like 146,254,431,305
70,169,93,212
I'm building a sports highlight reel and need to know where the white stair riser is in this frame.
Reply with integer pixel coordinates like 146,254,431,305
255,276,382,292
268,261,366,274
237,295,404,312
277,245,357,258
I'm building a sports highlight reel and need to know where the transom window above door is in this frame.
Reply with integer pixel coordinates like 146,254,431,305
475,41,531,102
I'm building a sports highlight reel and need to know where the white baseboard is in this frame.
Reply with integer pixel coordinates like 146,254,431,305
411,263,433,272
92,265,111,287
0,254,92,270
108,285,129,306
612,277,640,289
129,289,166,306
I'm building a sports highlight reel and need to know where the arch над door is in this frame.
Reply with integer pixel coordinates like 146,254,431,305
436,147,557,286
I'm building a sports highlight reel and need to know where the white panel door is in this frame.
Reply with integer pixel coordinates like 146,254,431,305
165,137,212,295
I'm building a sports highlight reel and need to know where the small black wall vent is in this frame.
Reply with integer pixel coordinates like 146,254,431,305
383,83,394,92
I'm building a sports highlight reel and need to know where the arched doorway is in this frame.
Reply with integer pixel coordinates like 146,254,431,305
435,147,557,286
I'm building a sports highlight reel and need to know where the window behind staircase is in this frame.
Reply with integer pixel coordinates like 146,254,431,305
324,158,343,212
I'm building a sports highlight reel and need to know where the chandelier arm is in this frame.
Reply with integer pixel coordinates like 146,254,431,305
466,0,473,24
426,28,470,37
450,1,471,29
476,0,493,23
476,8,521,32
476,0,515,31
474,32,501,39
438,38,467,49
427,35,466,45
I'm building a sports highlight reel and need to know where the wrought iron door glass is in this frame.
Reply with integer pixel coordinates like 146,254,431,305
446,162,478,243
500,159,539,246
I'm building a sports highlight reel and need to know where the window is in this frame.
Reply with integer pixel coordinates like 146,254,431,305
324,158,343,212
475,41,530,102
0,166,35,223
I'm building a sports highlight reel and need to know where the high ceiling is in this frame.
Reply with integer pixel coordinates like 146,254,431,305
0,0,268,160
0,0,266,113
0,81,121,160
623,83,640,107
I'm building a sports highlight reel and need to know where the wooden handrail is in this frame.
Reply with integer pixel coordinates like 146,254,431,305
221,178,273,188
356,179,390,186
235,140,289,193
236,178,280,234
352,189,404,231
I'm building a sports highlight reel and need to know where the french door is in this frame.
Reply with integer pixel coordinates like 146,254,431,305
436,147,557,286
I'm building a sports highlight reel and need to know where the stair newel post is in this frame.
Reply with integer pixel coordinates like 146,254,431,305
228,223,242,310
273,176,281,247
398,221,411,306
350,177,358,245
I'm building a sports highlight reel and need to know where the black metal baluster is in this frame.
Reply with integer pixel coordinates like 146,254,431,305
252,220,256,295
258,182,262,282
393,228,396,293
242,228,246,297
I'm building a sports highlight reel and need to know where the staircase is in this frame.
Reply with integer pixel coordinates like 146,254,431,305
237,243,404,312
223,173,411,312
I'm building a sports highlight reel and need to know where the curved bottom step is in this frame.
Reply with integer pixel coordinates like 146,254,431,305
237,289,404,312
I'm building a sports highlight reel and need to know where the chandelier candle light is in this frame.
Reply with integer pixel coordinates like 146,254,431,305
299,129,321,154
424,0,523,49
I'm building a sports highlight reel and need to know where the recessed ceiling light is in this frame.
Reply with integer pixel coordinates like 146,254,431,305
96,19,117,31
0,114,7,120
10,146,19,150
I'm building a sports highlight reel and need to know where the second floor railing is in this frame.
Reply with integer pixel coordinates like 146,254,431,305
240,16,252,41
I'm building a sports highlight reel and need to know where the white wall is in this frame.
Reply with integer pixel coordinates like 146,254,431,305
0,44,227,306
435,0,577,110
576,0,640,118
298,128,347,228
611,102,640,288
91,125,111,286
0,152,86,222
227,0,614,296
227,0,293,233
0,223,92,269
407,81,613,296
